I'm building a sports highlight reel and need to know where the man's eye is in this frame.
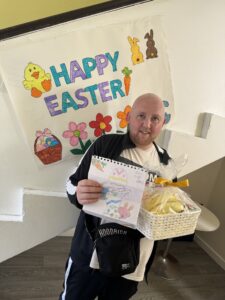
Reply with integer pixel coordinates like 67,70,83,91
137,114,145,120
152,116,160,122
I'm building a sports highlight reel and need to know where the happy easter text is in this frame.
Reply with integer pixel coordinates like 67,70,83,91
44,51,125,116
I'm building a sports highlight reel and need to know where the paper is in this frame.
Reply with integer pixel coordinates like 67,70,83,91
83,156,147,227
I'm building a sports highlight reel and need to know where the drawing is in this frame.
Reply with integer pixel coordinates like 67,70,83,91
89,113,112,137
92,157,107,172
122,66,132,95
118,203,134,219
117,105,131,129
113,167,127,178
62,121,92,155
23,62,51,98
144,29,158,59
34,128,62,164
163,100,171,124
127,36,144,65
84,156,147,226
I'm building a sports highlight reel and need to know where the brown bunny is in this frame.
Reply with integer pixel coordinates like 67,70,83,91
145,29,158,59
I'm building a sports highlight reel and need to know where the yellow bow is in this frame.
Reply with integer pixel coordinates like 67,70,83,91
154,177,189,188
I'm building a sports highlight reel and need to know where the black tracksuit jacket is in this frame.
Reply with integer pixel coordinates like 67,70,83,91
66,133,171,273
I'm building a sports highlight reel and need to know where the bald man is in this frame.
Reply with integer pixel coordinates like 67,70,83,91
60,93,171,300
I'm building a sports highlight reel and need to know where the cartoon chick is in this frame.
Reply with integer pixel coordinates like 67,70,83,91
23,63,52,98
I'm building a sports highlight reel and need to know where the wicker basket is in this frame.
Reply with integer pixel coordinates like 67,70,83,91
34,135,62,165
137,193,201,241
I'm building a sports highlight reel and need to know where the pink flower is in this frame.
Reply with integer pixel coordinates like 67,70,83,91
63,122,88,146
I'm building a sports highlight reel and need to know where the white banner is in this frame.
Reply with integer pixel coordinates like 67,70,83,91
0,16,174,166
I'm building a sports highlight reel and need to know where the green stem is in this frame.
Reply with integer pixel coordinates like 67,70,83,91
79,137,85,151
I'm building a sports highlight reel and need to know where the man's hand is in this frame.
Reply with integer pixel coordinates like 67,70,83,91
76,179,102,205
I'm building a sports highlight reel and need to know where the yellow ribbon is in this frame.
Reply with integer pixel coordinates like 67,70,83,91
154,177,189,187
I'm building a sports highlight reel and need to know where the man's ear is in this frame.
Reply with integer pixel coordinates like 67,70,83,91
126,112,131,123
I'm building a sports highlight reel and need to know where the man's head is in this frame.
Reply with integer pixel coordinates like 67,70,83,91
127,93,165,150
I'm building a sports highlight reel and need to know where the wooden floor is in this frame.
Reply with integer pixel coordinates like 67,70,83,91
0,237,225,300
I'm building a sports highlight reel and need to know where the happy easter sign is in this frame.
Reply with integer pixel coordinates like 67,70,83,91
0,17,174,166
23,51,123,117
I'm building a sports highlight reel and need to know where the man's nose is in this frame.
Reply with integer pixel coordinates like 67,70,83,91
143,118,151,127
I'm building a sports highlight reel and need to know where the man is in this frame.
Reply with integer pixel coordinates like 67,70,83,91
60,93,171,300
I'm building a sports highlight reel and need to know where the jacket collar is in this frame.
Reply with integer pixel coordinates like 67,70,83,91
121,132,136,150
153,142,171,165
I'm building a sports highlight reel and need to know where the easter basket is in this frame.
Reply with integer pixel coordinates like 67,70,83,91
137,182,201,241
34,129,62,165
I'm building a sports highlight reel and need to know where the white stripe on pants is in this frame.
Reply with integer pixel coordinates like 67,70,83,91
61,257,73,300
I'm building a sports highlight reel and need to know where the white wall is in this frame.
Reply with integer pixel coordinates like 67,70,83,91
193,158,225,270
181,158,224,207
205,158,225,268
161,0,225,134
0,0,225,263
1,0,225,216
0,193,78,262
0,82,79,216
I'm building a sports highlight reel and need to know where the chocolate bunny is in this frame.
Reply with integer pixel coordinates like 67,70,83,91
145,29,158,59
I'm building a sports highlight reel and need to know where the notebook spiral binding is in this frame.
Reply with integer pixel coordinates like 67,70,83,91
93,155,148,173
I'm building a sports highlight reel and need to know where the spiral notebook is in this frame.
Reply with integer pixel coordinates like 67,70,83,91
83,156,148,227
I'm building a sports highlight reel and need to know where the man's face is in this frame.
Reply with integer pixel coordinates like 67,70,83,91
127,96,165,149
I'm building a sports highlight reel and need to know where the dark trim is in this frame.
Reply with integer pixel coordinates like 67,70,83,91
0,0,153,41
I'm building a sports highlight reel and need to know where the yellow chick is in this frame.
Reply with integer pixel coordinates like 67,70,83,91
23,63,52,98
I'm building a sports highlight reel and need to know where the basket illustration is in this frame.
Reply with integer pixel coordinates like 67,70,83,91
34,133,62,165
137,195,201,241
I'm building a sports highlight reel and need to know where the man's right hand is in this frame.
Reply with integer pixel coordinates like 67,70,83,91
76,179,102,205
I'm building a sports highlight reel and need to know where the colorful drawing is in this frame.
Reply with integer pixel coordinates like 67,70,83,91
122,66,132,96
105,204,120,219
84,156,147,226
164,112,171,124
144,29,158,59
23,63,51,98
62,121,92,155
89,113,112,137
163,100,169,107
34,128,62,164
127,36,144,65
163,100,171,124
103,183,133,220
104,202,133,220
113,167,127,178
104,183,131,201
117,105,131,129
92,157,107,172
118,202,133,219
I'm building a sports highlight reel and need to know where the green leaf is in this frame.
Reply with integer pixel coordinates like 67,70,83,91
84,140,92,150
122,66,132,76
70,148,84,155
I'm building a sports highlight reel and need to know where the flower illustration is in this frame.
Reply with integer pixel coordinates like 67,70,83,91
89,113,112,137
116,105,131,128
63,122,88,146
63,122,92,155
